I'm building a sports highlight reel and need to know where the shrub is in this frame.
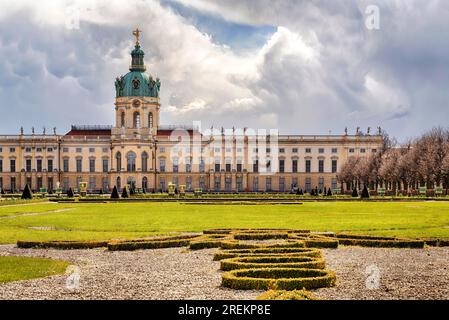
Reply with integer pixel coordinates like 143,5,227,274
361,186,370,199
337,238,424,248
257,290,316,300
213,248,322,261
67,188,74,198
304,239,339,249
222,268,336,291
327,188,333,196
111,186,120,199
108,239,190,251
220,256,326,271
21,184,33,200
352,188,359,197
189,239,224,250
203,229,234,235
121,186,129,198
424,239,449,247
220,240,305,250
233,233,289,241
17,240,108,249
336,234,397,241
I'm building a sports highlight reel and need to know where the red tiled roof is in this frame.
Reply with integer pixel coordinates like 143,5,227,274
65,129,111,136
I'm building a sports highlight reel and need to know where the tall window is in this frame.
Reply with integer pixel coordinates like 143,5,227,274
173,158,179,173
318,159,324,173
199,176,206,190
10,177,16,191
102,177,109,192
36,159,42,172
225,158,231,172
103,159,109,173
292,159,298,173
10,159,16,173
332,159,338,173
148,112,153,129
159,158,166,172
237,159,242,172
126,152,136,172
266,177,272,192
63,177,69,191
279,177,285,192
279,159,285,173
214,177,221,191
214,159,220,172
142,177,148,191
253,160,259,173
186,158,192,173
76,159,82,173
121,112,125,127
26,159,32,172
89,159,96,173
305,177,312,192
199,158,205,173
318,177,324,192
116,152,122,172
89,177,95,191
225,177,232,192
253,177,259,191
305,159,311,173
141,152,148,172
133,112,140,128
47,159,53,172
63,159,69,172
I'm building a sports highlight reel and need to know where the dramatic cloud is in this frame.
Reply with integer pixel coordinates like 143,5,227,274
0,0,448,140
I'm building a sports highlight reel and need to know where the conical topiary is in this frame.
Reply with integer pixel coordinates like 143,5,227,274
67,187,74,198
352,187,359,197
122,186,129,198
21,184,33,200
1,188,5,195
327,188,333,196
361,185,370,199
111,186,120,199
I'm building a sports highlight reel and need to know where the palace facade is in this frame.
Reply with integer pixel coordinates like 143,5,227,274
0,32,383,194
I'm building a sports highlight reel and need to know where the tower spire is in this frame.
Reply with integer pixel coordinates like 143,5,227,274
130,28,146,72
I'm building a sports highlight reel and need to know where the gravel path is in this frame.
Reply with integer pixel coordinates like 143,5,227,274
1,245,448,300
0,245,262,300
314,247,449,300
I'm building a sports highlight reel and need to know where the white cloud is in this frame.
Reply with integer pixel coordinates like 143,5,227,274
0,0,449,140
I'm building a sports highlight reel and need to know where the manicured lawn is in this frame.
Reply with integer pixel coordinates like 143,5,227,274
0,256,69,283
0,201,448,243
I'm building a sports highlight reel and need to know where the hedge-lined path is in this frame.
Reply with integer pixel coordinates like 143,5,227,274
314,247,449,300
0,245,262,300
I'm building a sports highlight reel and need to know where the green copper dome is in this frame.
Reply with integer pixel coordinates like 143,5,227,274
114,42,161,98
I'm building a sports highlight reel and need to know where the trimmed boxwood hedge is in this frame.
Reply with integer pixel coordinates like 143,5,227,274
17,240,108,249
222,267,336,290
424,239,449,247
336,233,397,241
304,239,339,249
220,240,305,250
213,248,322,261
189,239,224,250
220,256,326,271
256,289,316,300
337,238,424,248
108,239,191,251
233,233,289,241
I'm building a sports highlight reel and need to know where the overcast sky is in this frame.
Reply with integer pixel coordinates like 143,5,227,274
0,0,448,141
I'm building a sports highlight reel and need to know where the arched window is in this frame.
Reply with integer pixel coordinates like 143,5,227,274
116,177,121,190
142,177,148,192
148,112,153,129
133,112,140,128
141,152,148,172
121,112,125,127
127,151,137,172
116,152,122,172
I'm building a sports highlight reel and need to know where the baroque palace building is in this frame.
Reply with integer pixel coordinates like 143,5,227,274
0,30,383,194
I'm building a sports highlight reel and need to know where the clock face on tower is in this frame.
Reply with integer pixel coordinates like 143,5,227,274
132,99,141,108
